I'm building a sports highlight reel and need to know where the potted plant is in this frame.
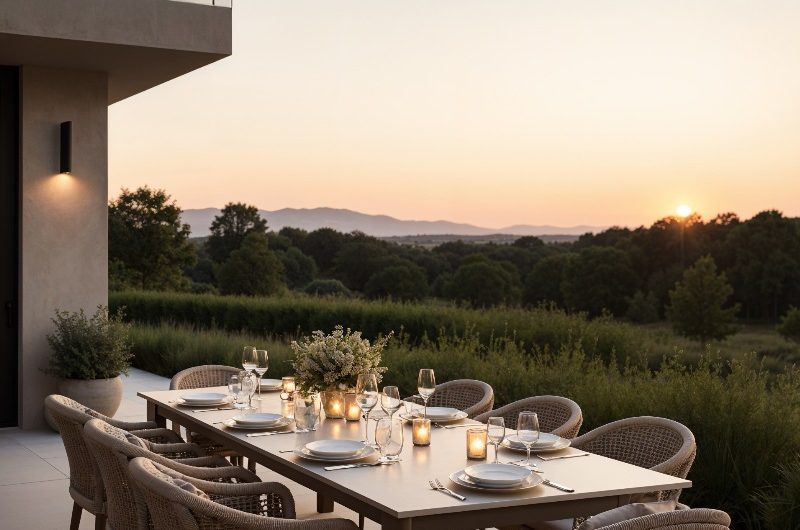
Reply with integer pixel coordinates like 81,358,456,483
291,325,390,417
44,305,133,428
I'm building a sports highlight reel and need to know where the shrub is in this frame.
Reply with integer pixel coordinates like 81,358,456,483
755,454,800,530
44,306,133,380
777,307,800,343
304,279,352,297
625,291,660,323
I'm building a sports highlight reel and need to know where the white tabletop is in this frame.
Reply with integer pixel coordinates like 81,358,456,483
139,387,691,522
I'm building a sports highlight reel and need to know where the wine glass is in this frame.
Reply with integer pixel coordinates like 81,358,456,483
242,346,257,373
254,349,269,401
375,418,404,463
356,374,379,445
417,369,436,419
228,374,244,410
381,386,401,419
486,416,506,464
516,412,540,468
240,371,257,411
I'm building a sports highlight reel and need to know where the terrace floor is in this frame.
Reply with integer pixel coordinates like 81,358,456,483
0,368,381,529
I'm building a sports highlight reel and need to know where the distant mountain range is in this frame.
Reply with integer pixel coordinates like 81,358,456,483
181,207,604,238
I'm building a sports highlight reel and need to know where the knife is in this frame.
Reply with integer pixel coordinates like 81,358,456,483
191,407,235,413
245,431,296,438
542,479,574,492
324,461,399,471
534,452,590,461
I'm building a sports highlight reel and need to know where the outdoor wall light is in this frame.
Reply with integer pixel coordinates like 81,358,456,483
59,121,72,174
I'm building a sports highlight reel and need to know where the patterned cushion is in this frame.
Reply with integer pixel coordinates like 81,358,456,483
578,501,677,530
158,466,210,499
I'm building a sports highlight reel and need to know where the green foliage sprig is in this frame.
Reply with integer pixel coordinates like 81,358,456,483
44,305,133,380
777,307,800,343
290,326,390,394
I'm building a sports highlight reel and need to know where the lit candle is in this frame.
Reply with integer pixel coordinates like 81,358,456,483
412,418,431,446
344,393,362,421
281,377,296,400
466,428,488,459
323,390,344,419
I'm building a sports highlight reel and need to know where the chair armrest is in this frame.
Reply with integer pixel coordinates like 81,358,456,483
158,458,260,483
177,477,298,519
173,455,232,467
107,418,159,431
150,441,206,459
130,427,184,444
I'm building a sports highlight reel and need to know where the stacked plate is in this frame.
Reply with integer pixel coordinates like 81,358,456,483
400,407,468,424
501,432,571,453
293,439,375,462
175,392,233,407
223,413,290,430
449,463,543,492
260,378,283,391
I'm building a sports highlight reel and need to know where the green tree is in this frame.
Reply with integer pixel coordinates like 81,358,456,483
667,255,740,345
777,307,800,343
301,228,348,273
279,247,318,289
523,253,575,307
625,290,660,324
445,258,521,307
333,238,389,291
205,203,268,264
108,186,195,290
216,232,284,296
304,279,351,297
562,247,639,316
364,262,429,301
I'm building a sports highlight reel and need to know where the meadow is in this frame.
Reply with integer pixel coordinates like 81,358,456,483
115,291,800,529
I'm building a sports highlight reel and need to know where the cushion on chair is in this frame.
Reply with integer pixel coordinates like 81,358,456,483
124,432,151,450
577,500,677,530
157,465,211,499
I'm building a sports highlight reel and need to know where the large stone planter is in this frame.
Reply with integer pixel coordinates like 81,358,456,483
45,376,124,431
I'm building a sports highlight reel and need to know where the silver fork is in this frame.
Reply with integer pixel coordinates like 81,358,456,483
428,479,466,501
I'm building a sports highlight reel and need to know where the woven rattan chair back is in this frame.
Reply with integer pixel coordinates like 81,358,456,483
170,365,242,390
572,416,696,502
474,395,583,438
584,507,731,529
45,395,106,526
406,379,494,418
84,418,204,530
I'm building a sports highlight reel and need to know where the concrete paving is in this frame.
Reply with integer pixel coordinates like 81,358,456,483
0,368,379,529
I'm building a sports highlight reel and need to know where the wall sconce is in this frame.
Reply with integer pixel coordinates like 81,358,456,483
59,121,72,174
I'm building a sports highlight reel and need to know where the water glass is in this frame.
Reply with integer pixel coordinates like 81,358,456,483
375,418,404,462
254,349,269,401
356,374,379,444
240,370,257,411
381,386,401,419
486,416,505,464
242,346,257,373
517,412,540,468
417,369,436,419
294,392,320,431
228,374,244,409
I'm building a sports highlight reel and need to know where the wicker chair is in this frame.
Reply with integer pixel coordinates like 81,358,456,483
526,417,696,530
579,507,730,530
129,457,359,530
169,364,243,460
45,394,185,530
84,418,253,530
405,379,494,418
474,396,583,438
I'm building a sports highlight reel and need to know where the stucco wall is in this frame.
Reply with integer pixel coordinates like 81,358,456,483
19,66,108,429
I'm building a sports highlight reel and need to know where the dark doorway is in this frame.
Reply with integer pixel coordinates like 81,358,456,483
0,66,19,427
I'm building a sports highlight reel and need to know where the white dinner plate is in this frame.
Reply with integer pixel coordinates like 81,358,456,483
292,445,375,463
260,378,283,390
233,413,283,426
305,439,366,457
399,410,469,424
413,407,461,420
464,463,531,486
222,417,291,431
449,470,543,492
181,392,230,404
503,433,571,453
175,395,234,407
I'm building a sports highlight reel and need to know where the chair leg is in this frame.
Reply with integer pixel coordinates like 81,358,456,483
247,458,256,472
95,513,107,530
359,514,365,529
69,502,82,530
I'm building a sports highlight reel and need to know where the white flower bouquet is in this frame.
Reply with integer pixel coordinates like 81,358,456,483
290,325,390,394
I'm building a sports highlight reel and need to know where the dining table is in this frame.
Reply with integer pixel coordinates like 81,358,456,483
138,387,691,530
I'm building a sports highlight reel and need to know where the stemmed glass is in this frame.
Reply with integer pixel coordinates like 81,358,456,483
487,416,506,464
375,418,404,463
240,371,257,411
356,374,379,445
242,346,257,374
228,374,244,409
381,386,401,420
254,349,269,401
516,412,540,469
417,369,436,419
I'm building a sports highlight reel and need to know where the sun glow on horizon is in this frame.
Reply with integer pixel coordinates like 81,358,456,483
676,205,692,218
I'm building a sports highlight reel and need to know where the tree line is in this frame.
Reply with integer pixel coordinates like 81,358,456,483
108,187,800,335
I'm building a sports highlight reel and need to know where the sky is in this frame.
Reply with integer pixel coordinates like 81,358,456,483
109,0,800,229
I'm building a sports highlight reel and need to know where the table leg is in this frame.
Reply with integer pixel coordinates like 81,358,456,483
316,493,334,513
380,515,412,530
147,401,166,428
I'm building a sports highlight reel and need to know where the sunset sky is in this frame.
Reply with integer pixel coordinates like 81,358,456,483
109,0,800,229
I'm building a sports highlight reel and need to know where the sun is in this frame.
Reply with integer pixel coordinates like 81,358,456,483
676,204,692,218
